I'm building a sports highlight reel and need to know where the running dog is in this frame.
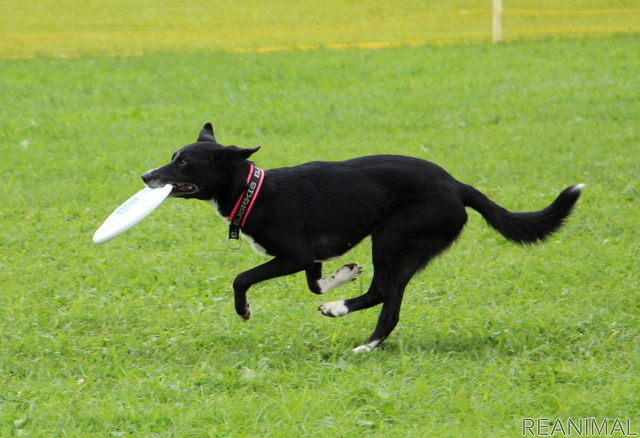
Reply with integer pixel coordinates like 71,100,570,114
142,123,584,352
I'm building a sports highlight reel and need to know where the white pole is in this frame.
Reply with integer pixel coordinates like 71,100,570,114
493,0,503,43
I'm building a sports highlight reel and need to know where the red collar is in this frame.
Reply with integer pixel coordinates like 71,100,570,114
227,164,265,248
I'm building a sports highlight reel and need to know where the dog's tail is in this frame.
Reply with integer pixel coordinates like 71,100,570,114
460,183,585,245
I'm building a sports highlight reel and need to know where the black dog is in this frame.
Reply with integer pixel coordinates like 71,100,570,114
142,123,583,352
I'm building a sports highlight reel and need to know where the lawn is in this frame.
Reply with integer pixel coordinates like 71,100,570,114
1,36,638,436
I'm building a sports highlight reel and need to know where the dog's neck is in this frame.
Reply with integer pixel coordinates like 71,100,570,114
227,164,265,242
207,161,258,220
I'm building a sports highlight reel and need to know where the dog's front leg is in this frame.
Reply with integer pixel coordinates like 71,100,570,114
305,263,324,294
232,257,309,320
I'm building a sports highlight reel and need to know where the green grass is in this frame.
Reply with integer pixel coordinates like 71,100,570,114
1,36,638,436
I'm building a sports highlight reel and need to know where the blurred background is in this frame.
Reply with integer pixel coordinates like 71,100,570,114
2,0,639,58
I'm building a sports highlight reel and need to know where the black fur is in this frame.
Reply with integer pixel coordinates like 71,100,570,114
142,123,583,351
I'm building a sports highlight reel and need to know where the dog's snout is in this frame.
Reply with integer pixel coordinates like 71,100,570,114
141,170,153,184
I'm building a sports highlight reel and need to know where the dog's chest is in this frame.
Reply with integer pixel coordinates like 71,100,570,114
208,199,229,220
242,232,269,255
207,199,270,256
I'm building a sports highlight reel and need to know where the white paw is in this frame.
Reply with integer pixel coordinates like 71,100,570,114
318,300,349,318
335,263,363,282
353,340,380,353
317,263,363,294
353,344,373,353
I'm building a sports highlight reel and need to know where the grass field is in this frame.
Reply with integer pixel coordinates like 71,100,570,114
1,36,638,436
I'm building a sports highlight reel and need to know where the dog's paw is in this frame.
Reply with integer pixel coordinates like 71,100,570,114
353,340,381,353
353,344,373,353
317,263,363,294
339,263,363,281
239,306,253,322
318,300,349,318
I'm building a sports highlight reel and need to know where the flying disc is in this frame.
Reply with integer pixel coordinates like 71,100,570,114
93,184,173,244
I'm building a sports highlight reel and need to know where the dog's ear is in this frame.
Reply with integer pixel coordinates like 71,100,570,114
197,123,216,143
224,145,261,161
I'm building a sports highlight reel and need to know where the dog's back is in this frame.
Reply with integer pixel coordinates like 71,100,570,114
245,155,469,260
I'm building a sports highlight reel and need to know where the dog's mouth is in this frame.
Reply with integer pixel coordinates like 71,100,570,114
142,171,200,197
170,183,199,196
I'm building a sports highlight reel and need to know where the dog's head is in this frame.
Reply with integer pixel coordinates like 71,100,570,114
141,123,260,200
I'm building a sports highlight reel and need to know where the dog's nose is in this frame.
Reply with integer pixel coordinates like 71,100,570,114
141,171,153,184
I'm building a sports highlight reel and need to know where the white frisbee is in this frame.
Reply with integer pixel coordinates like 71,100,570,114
93,184,173,244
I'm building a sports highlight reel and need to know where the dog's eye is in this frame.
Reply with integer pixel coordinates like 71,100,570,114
178,159,188,166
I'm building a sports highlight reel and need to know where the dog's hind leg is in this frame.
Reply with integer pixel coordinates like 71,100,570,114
306,263,363,295
318,261,413,315
319,262,415,351
318,226,420,319
351,235,463,352
320,206,466,350
353,285,407,353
